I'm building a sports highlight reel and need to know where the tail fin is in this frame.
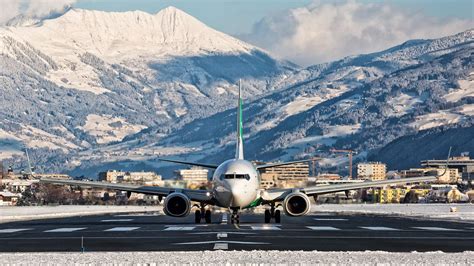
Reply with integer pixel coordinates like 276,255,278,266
235,79,244,160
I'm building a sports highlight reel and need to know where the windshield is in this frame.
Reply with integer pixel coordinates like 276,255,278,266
221,173,250,180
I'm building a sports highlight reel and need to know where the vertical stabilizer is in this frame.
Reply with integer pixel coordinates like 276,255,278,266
235,80,244,160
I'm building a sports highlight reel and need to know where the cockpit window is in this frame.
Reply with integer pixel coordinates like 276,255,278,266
222,174,250,180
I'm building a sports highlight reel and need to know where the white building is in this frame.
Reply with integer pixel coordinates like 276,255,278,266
357,162,387,181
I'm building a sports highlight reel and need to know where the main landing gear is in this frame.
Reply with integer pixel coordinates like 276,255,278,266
230,208,240,224
194,203,211,224
264,203,281,223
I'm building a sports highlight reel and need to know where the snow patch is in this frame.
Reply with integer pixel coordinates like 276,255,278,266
411,111,464,130
443,79,474,102
387,93,422,116
78,114,147,144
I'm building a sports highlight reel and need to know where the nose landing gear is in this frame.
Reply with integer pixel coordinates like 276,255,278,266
230,208,240,224
264,203,281,223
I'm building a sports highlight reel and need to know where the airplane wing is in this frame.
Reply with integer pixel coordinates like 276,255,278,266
158,158,219,169
261,175,437,202
256,159,316,170
40,178,213,202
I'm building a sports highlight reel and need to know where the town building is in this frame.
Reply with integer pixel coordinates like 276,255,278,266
316,173,341,180
357,162,387,181
258,162,310,188
175,167,208,182
371,188,430,203
401,168,459,184
98,170,162,185
421,154,474,181
0,191,20,206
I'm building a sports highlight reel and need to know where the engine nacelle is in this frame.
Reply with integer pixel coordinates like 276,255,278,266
283,192,311,217
163,192,191,217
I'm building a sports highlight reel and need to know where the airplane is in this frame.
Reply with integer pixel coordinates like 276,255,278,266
41,81,449,224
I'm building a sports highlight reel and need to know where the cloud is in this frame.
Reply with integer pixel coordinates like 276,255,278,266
242,0,473,66
0,0,76,25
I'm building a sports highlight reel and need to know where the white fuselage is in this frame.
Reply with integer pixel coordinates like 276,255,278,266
212,159,260,208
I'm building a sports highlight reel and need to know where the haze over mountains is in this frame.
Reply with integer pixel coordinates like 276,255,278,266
0,7,472,177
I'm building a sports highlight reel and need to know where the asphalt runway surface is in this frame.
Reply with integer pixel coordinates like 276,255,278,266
1,211,473,252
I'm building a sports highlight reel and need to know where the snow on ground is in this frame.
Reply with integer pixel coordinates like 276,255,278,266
78,114,147,144
0,129,24,159
443,78,474,102
1,251,473,265
387,93,422,117
0,205,162,223
313,203,474,222
411,110,464,130
457,104,474,116
0,125,81,158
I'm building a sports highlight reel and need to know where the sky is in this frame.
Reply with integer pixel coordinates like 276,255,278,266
74,0,473,35
1,0,472,66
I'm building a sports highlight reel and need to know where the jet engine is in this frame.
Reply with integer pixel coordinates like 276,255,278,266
283,192,311,216
163,193,191,217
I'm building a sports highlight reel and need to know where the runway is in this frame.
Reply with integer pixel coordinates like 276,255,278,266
1,211,473,252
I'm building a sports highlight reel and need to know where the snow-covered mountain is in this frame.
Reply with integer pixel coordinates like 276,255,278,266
0,7,296,169
0,6,472,176
112,29,472,177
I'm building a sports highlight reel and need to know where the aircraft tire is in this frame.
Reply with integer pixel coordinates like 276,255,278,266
205,210,211,223
264,210,271,223
274,210,281,223
195,210,201,224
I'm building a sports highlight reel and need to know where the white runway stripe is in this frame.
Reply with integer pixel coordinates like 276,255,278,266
360,226,399,231
101,219,134,222
314,218,348,221
250,225,281,230
307,226,340,231
213,243,228,250
45,228,86,233
412,227,459,231
164,226,195,231
105,227,139,232
0,228,31,233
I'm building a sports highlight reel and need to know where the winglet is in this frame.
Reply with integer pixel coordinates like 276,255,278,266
439,146,452,177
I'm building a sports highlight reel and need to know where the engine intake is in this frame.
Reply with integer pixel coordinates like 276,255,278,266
163,192,191,217
283,192,311,216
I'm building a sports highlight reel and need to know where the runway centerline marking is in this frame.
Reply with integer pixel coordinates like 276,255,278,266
101,219,134,222
217,233,228,239
0,229,32,233
189,232,255,235
360,226,399,231
174,240,268,245
307,226,340,231
314,218,348,221
412,227,460,231
213,243,228,250
44,228,86,233
250,225,281,230
164,226,195,231
105,227,139,232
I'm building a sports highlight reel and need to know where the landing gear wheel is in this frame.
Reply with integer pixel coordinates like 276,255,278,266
230,210,240,224
195,210,201,224
205,210,212,223
264,210,271,223
274,210,281,223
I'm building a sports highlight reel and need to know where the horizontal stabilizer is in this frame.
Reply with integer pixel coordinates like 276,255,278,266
256,159,316,170
158,158,219,169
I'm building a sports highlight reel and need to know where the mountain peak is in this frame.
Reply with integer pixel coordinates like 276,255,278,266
5,6,255,59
